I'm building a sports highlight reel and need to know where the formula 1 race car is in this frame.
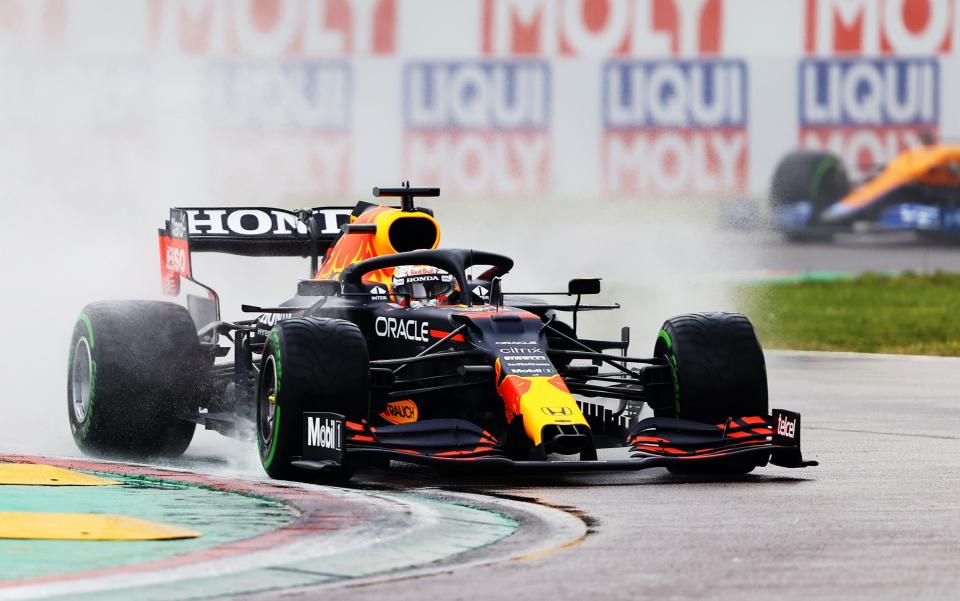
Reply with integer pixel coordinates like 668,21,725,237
67,185,816,481
770,142,960,241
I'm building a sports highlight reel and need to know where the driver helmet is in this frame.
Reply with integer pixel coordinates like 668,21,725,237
392,265,455,307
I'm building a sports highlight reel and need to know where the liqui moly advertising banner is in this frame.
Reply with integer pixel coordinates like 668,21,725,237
602,59,747,197
798,58,939,180
2,0,960,200
403,61,551,196
480,0,723,57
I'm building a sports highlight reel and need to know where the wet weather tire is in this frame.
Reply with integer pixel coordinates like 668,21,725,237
770,150,850,241
653,312,768,474
67,301,203,459
257,318,369,482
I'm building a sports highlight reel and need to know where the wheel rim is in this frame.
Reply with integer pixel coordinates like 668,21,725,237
258,355,278,459
71,337,92,424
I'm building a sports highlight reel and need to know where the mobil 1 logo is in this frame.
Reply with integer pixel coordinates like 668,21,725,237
302,412,345,463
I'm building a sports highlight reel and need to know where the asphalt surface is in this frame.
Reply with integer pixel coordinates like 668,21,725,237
277,351,960,601
754,231,960,274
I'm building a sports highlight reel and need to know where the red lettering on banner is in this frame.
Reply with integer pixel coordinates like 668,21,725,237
0,0,67,46
481,0,721,57
404,132,549,197
149,0,395,56
805,0,956,55
603,129,746,196
801,126,932,180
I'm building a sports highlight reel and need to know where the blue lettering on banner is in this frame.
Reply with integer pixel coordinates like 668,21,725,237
404,61,550,131
602,59,748,130
798,58,938,127
208,61,352,131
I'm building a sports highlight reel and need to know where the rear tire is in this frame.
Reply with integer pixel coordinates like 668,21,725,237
653,312,768,474
67,301,203,459
257,318,369,482
770,150,850,240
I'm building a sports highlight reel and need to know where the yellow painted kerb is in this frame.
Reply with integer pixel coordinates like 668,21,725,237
0,463,118,486
0,512,202,541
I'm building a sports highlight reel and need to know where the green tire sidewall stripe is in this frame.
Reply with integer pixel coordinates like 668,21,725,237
657,329,681,418
809,155,838,204
79,313,95,348
262,329,283,469
71,314,97,440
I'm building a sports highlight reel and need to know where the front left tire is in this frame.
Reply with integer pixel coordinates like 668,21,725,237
257,317,369,482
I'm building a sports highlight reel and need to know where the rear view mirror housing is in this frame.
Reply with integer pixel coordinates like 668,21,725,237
568,278,601,296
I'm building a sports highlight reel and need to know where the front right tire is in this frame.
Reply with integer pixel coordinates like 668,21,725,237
653,312,768,474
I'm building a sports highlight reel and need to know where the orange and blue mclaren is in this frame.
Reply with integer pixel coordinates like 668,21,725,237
67,184,815,481
771,140,960,241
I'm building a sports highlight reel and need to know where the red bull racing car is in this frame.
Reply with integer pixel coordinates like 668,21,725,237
68,185,816,481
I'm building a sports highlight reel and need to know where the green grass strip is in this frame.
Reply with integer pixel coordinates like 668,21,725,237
737,271,960,356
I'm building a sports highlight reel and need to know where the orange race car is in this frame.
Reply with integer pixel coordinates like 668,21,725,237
67,184,815,482
770,140,960,241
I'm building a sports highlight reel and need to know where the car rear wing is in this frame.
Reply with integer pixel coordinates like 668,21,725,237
158,207,353,296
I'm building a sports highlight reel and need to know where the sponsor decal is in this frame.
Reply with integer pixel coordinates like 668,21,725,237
772,409,802,447
602,59,748,196
256,312,294,338
302,412,345,462
776,413,797,439
185,208,350,237
380,399,419,424
306,416,343,449
500,346,545,354
403,61,550,197
164,245,189,274
541,406,572,416
169,210,188,239
804,0,957,56
798,58,938,180
368,285,389,301
374,316,430,342
159,233,190,295
481,0,722,57
150,0,397,56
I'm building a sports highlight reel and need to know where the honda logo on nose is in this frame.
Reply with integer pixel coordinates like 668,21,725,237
541,406,572,416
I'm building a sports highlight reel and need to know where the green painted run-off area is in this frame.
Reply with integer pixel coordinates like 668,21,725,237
0,472,294,581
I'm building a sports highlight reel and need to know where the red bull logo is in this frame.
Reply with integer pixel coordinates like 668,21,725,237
403,61,550,196
481,0,722,56
799,58,939,180
602,59,747,196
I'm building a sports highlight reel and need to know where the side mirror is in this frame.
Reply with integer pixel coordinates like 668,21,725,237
568,278,601,296
298,279,341,297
